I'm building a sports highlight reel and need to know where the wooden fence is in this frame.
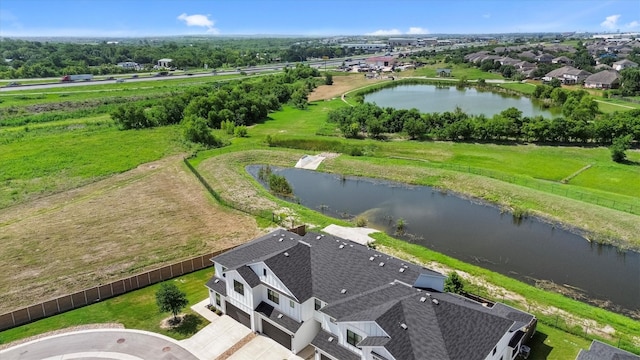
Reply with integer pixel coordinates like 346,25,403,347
0,248,233,332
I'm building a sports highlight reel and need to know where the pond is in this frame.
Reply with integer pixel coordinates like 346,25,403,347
248,165,640,318
364,84,558,118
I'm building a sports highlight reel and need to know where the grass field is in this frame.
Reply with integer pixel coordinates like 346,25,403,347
0,268,214,345
404,61,505,80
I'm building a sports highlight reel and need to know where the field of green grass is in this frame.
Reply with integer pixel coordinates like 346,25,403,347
0,268,213,344
405,62,504,80
0,116,187,208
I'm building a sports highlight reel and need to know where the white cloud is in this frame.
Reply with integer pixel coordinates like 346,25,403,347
177,13,219,34
407,27,429,35
600,14,620,29
366,28,402,36
627,20,639,28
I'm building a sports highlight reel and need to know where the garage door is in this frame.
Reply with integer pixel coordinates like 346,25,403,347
320,354,332,360
226,302,251,328
262,320,292,350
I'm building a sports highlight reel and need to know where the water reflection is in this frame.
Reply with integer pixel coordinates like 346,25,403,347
247,165,640,317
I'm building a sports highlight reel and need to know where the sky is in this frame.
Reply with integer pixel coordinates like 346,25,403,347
0,0,639,37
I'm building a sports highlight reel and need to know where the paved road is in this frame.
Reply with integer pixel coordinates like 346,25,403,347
0,329,199,360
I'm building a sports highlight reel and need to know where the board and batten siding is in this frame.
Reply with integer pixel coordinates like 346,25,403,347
224,270,253,315
250,262,296,299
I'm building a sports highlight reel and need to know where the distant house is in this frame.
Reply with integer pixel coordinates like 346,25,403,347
205,229,537,360
388,38,418,47
552,56,574,66
544,66,592,85
366,56,396,68
157,58,173,68
576,340,640,360
116,61,140,70
436,68,452,77
612,59,638,71
584,70,622,89
535,53,555,63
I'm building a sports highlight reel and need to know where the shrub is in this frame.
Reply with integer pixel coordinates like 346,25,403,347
268,174,293,195
444,271,465,294
234,125,248,137
355,216,368,227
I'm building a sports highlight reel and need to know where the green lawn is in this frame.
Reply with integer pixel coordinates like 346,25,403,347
406,62,504,80
0,118,187,208
0,268,213,344
499,82,537,94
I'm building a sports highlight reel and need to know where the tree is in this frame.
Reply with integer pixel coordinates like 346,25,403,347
610,135,633,163
324,73,333,85
182,115,219,147
156,282,188,322
444,271,464,294
620,68,640,96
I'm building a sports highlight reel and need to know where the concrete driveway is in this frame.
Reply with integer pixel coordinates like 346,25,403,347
180,315,252,359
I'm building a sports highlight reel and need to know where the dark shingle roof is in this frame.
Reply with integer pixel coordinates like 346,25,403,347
264,242,313,302
205,277,227,296
311,330,361,360
212,229,300,269
585,70,621,85
236,265,261,288
358,336,390,347
255,301,302,333
576,340,640,360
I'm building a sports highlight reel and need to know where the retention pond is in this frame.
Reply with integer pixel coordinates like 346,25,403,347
248,165,640,318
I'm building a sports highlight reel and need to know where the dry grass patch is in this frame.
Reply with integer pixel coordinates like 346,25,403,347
308,74,388,102
0,155,260,313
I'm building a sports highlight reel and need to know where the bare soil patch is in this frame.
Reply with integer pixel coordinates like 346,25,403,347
0,155,260,314
308,74,387,102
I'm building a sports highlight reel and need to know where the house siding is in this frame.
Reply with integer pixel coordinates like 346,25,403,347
293,318,321,354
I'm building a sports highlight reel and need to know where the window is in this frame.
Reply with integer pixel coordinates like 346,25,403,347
263,268,267,276
267,289,280,304
347,329,362,347
233,280,244,295
290,300,295,308
215,293,221,306
314,299,322,310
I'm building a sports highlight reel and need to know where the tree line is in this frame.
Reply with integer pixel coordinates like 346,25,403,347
110,64,319,146
0,37,359,79
328,99,639,145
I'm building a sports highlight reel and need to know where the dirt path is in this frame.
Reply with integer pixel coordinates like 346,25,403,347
0,155,261,313
308,74,387,102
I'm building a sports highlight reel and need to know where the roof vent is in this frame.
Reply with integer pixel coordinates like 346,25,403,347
284,252,289,257
328,336,334,342
399,268,405,273
339,244,345,249
379,262,385,267
400,323,408,330
316,236,321,240
340,289,347,294
278,238,283,242
426,292,431,297
369,256,375,261
350,244,354,247
214,279,220,283
277,314,284,319
432,299,439,305
420,297,427,302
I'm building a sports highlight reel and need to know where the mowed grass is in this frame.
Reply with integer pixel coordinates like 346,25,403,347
0,268,213,344
0,74,243,108
0,116,187,208
405,62,504,80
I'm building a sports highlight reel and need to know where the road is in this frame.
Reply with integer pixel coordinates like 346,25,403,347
0,49,443,93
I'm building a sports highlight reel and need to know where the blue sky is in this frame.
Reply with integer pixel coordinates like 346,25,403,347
1,0,639,37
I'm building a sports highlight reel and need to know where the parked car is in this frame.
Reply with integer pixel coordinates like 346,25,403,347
116,78,125,83
5,81,21,87
131,74,139,78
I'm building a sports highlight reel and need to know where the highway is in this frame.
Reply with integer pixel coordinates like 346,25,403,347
0,56,380,92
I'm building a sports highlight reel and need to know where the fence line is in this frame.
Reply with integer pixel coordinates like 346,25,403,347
0,248,235,332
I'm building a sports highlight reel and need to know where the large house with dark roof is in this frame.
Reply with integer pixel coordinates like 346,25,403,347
205,229,536,360
576,340,640,360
